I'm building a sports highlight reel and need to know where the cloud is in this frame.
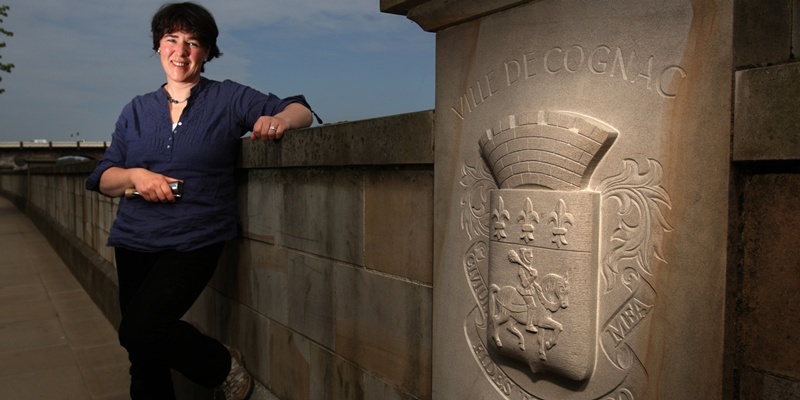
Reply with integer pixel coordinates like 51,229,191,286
208,0,405,33
0,0,433,141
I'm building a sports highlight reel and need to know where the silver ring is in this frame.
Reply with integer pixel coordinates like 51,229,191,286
269,126,277,130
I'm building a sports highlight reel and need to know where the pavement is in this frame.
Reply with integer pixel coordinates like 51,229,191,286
0,196,130,399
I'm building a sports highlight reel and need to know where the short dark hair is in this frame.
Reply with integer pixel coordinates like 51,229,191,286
151,2,222,63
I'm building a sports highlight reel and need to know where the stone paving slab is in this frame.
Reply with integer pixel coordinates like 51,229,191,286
0,196,129,400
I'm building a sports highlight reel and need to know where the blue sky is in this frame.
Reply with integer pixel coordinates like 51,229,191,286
0,0,434,142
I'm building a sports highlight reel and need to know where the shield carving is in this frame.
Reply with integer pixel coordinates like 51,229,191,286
479,111,616,382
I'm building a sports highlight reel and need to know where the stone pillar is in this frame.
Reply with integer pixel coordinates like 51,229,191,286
384,1,732,398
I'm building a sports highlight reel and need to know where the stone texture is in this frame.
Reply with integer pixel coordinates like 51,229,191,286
405,0,534,32
739,173,800,381
431,0,732,398
239,111,434,168
215,239,290,325
734,63,800,161
739,368,800,400
287,252,336,349
365,168,434,284
269,322,312,400
310,344,364,400
733,0,793,68
241,168,365,266
380,0,430,15
334,264,432,398
310,343,418,400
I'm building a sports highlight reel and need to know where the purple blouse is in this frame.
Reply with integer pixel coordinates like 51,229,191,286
86,78,311,252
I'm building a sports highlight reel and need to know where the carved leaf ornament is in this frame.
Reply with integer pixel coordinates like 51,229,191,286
597,159,673,292
460,159,495,241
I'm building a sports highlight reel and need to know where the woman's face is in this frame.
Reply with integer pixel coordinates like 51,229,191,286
159,31,209,85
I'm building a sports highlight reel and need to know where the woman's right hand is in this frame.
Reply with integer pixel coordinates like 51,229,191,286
128,168,182,203
99,167,181,202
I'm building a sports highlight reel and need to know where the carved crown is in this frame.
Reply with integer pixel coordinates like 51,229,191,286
478,111,617,191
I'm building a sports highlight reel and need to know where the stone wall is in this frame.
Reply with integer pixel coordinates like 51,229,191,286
727,0,800,398
0,111,436,400
382,0,799,399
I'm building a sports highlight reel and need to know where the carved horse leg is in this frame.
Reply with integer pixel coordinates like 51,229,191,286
534,315,564,359
536,331,547,361
508,325,525,351
489,285,504,348
541,318,563,349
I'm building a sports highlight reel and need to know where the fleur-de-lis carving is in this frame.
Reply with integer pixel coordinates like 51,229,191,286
548,199,574,247
492,196,511,240
518,198,540,243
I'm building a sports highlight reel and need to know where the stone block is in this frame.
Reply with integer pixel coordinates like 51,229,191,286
268,322,311,400
213,239,289,326
739,368,800,400
733,0,793,68
239,111,434,168
740,174,800,381
334,265,432,398
734,63,800,161
310,343,418,400
241,168,365,266
287,252,335,349
310,343,362,400
213,240,251,303
795,0,800,57
365,168,434,284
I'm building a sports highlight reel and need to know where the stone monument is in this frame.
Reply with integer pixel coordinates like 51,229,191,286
386,0,732,398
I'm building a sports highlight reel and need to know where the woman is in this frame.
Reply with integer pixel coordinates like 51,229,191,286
85,3,315,399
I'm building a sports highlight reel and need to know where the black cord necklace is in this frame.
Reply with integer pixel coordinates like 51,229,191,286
166,93,188,104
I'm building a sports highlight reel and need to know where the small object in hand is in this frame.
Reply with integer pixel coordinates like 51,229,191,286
125,181,183,198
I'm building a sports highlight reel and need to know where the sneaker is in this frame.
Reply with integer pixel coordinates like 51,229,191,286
219,346,253,400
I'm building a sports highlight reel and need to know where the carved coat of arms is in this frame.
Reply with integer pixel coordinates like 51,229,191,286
461,111,672,399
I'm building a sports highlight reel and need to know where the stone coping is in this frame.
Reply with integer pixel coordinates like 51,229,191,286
381,0,534,31
239,110,434,168
3,110,435,176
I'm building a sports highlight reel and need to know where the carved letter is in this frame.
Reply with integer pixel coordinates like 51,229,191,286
564,45,585,73
451,94,471,120
606,322,626,346
632,297,651,319
523,51,537,78
609,48,631,81
486,70,500,96
631,55,654,89
505,60,521,86
657,65,687,98
544,47,563,74
589,45,612,74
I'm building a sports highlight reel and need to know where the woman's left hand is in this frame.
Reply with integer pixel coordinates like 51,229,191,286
251,115,289,141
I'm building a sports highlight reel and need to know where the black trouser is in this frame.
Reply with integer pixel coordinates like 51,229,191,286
115,242,230,400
